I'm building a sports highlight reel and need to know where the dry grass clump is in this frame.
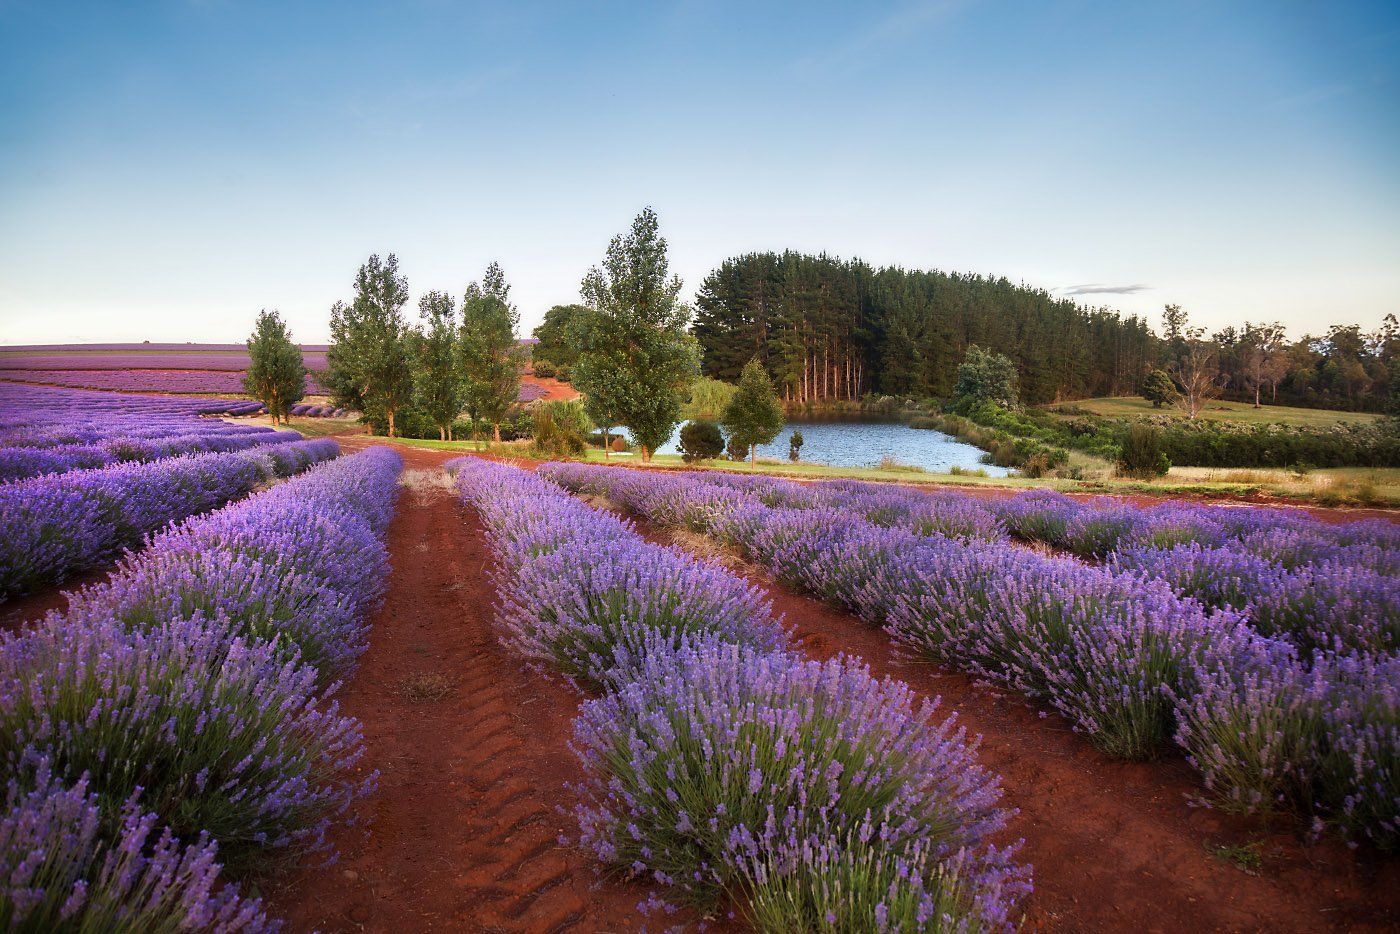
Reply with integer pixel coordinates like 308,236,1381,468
397,671,456,702
666,528,760,575
399,468,458,496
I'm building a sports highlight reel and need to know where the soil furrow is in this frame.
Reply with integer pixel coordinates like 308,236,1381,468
267,446,663,932
623,511,1400,932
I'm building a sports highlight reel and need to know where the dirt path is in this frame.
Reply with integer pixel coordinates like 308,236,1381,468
267,445,667,932
0,565,112,633
634,521,1400,932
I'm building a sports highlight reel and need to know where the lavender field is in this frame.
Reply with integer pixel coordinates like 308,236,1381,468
0,377,1395,929
0,382,404,928
540,461,1400,853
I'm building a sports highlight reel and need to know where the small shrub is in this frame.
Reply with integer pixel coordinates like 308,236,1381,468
531,401,591,459
1116,425,1171,478
531,359,556,379
574,635,1026,925
788,429,804,462
678,420,725,463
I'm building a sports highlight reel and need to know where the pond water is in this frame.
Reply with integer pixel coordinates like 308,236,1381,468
620,420,1013,477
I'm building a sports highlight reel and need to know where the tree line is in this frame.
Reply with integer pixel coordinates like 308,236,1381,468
244,210,1396,446
684,251,1396,413
688,252,1158,406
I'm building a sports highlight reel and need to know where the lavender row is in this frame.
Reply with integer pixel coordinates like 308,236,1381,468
2,369,329,396
0,447,403,928
452,458,1030,928
0,427,305,485
540,463,1399,850
0,350,331,372
288,403,351,418
449,457,788,685
0,438,340,600
0,382,264,426
557,465,1399,658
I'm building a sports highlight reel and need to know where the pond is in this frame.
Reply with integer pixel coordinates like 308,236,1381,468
620,420,1013,476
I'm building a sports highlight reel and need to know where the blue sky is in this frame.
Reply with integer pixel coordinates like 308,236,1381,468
1,0,1397,344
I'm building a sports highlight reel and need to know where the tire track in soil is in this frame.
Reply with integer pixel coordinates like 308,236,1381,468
625,517,1400,933
267,446,673,933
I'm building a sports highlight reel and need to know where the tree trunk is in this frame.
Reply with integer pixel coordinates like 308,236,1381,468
492,423,502,444
641,445,651,463
750,443,756,465
602,427,610,460
387,409,396,438
439,426,446,441
1254,384,1261,408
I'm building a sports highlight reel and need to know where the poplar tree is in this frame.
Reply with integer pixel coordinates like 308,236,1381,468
242,309,305,425
326,253,412,436
721,358,785,464
459,262,525,445
414,290,462,440
573,207,699,461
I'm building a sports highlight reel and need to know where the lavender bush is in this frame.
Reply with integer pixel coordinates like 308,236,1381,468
573,634,1027,929
0,614,372,869
57,448,400,683
455,459,787,685
0,439,339,600
0,758,273,932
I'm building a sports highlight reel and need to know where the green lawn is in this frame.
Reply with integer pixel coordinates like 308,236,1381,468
1051,396,1381,427
275,421,1398,509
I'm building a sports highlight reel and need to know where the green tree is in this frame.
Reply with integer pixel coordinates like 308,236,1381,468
952,345,1019,410
531,303,588,376
789,428,804,462
460,262,526,445
1141,369,1177,408
573,207,699,461
722,358,785,464
678,420,725,462
414,290,462,440
681,377,737,421
326,254,412,437
242,309,305,425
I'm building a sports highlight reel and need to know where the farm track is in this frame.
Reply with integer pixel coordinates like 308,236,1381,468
623,518,1400,932
268,444,676,933
0,565,111,633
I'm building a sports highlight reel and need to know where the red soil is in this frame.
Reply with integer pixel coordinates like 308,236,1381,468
522,368,582,402
267,442,694,932
1,566,114,634
622,518,1399,932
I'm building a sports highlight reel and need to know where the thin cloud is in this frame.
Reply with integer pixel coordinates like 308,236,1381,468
1062,283,1151,296
1265,82,1351,112
792,0,971,76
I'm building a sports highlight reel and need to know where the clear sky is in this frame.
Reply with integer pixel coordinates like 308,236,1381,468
1,0,1397,345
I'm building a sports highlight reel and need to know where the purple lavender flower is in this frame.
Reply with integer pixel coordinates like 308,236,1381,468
573,633,1024,928
0,613,374,869
0,756,275,931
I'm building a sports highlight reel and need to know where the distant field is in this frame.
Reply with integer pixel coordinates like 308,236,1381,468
0,342,564,403
1050,395,1381,427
